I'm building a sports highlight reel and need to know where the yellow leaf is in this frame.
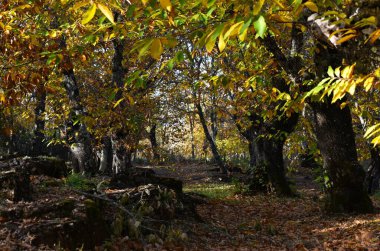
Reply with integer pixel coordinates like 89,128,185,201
274,0,285,9
371,135,380,146
336,34,357,44
81,4,97,25
205,35,216,53
97,3,115,24
347,82,356,95
364,124,380,138
73,1,89,11
341,64,355,79
304,1,318,12
334,66,341,78
368,29,380,44
253,0,265,15
0,93,6,103
364,76,375,91
127,95,135,105
238,27,248,41
374,68,380,78
160,0,172,12
61,0,69,5
49,30,57,38
224,21,244,39
150,38,163,60
218,33,226,52
113,98,124,108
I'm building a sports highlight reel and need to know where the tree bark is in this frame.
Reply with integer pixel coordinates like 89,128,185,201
189,112,196,160
98,136,113,173
250,136,293,196
110,38,129,174
366,148,380,194
262,20,374,212
32,84,47,156
62,68,96,174
311,102,373,213
149,123,160,162
195,102,227,174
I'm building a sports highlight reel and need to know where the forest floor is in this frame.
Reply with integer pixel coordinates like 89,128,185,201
148,163,380,250
1,162,380,250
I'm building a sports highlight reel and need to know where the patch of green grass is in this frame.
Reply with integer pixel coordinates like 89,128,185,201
65,173,95,191
183,183,235,199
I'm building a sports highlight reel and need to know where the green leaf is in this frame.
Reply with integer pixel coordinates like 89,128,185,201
136,39,154,57
97,3,115,24
254,16,266,38
46,54,56,65
81,4,97,25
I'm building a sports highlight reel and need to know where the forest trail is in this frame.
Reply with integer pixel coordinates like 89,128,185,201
149,163,380,250
1,162,379,250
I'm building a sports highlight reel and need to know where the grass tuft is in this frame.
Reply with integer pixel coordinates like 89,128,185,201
65,173,95,191
184,183,235,199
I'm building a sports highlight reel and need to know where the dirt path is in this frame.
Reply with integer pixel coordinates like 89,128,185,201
149,163,380,250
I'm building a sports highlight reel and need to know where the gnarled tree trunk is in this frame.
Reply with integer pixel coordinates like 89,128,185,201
311,102,373,213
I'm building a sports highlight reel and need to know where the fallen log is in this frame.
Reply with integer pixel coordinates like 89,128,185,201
109,168,183,194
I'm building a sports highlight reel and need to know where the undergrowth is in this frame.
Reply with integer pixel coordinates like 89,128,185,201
183,183,235,199
65,173,95,191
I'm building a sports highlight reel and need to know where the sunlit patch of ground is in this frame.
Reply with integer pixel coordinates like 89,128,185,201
151,164,380,250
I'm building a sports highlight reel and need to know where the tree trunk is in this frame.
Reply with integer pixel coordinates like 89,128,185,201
189,112,196,160
263,23,373,212
248,140,256,168
62,68,96,174
99,136,113,173
311,102,373,213
32,84,47,156
366,148,380,194
250,136,294,196
149,123,160,162
195,102,227,174
111,136,128,174
110,38,129,175
210,94,218,141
